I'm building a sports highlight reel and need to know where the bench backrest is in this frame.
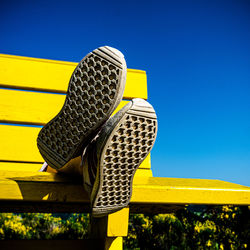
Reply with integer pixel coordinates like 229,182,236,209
0,54,152,176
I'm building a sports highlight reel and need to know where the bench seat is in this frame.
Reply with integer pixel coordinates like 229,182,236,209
0,170,249,213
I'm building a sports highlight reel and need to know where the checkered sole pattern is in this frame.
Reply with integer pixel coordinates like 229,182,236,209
92,99,157,216
37,46,126,169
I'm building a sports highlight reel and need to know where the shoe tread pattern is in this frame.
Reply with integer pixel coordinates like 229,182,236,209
93,106,157,214
37,48,123,169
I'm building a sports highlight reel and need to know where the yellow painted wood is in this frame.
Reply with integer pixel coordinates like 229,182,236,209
105,237,123,250
0,124,151,169
131,177,250,205
0,124,42,163
0,88,66,125
0,54,147,99
89,208,128,249
0,172,88,202
0,170,70,182
140,155,151,170
0,171,249,205
0,162,42,172
134,167,153,177
47,167,151,178
0,161,150,178
0,88,129,125
107,208,129,237
0,169,148,180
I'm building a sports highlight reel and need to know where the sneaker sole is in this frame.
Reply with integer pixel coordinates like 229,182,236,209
92,99,157,216
37,46,127,169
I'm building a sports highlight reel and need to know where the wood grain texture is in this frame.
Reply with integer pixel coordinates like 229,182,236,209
0,53,147,99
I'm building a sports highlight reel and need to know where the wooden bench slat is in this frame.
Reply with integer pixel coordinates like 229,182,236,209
0,89,129,125
0,163,152,177
0,124,151,168
0,124,42,162
132,177,250,205
0,169,151,203
0,88,66,125
0,162,42,172
0,171,249,207
0,54,147,99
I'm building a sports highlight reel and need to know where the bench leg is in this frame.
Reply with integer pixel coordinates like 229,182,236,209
89,207,129,250
105,237,123,250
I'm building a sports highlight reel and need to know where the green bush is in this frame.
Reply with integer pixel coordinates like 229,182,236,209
0,206,249,249
124,206,250,250
0,213,89,240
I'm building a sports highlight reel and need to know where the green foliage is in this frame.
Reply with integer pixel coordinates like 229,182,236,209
0,213,89,240
0,206,249,249
124,206,250,250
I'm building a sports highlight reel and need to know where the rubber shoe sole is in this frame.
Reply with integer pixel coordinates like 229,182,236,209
91,98,157,217
37,46,127,169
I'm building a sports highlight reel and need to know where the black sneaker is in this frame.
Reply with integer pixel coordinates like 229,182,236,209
37,46,127,169
82,98,158,217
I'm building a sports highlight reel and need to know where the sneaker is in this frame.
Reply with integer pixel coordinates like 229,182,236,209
82,98,158,217
37,46,127,169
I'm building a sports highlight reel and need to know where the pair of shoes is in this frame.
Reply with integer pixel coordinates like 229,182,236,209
37,46,157,217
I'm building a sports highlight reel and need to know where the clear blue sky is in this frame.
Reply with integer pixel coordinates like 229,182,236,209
1,0,249,186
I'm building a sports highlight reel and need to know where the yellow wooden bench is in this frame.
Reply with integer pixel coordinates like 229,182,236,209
0,53,249,249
